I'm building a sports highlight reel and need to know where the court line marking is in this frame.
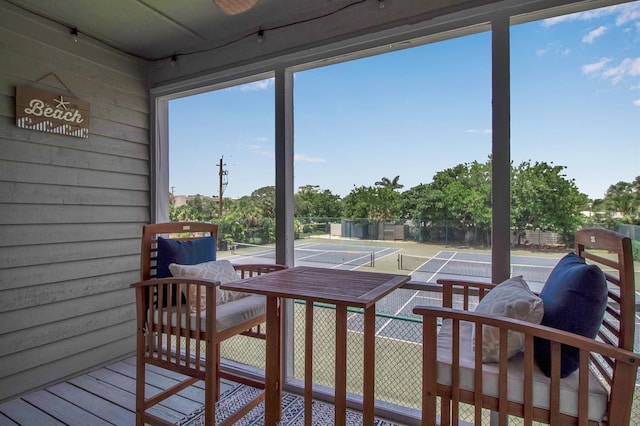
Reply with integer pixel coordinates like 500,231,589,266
371,250,453,337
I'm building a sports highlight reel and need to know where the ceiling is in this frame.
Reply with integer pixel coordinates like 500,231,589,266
11,0,632,71
10,0,352,61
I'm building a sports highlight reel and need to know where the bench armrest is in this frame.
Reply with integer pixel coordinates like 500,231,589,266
413,305,640,425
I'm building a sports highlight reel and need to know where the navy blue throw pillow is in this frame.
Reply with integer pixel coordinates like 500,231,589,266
156,236,216,306
534,252,607,378
156,236,216,278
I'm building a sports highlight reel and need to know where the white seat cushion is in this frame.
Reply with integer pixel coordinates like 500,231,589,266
437,319,608,422
154,294,266,333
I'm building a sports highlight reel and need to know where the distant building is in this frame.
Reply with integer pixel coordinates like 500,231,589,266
173,194,219,207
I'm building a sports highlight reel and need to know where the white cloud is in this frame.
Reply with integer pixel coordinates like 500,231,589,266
633,99,640,106
631,58,640,76
582,25,607,43
615,3,640,26
294,154,325,163
542,3,640,28
247,144,273,158
543,8,614,27
601,57,640,84
536,42,571,58
239,78,274,92
582,57,640,84
630,83,640,90
582,58,612,75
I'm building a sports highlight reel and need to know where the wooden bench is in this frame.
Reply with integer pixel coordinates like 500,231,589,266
413,228,640,425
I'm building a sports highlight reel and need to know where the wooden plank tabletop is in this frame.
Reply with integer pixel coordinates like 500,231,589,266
221,266,409,307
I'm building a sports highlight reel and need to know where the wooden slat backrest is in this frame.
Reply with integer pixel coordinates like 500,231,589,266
575,228,635,392
140,221,219,281
575,228,635,351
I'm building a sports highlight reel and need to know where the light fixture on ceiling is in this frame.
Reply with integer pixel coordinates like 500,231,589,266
256,29,264,43
170,54,177,66
213,0,258,15
378,0,385,9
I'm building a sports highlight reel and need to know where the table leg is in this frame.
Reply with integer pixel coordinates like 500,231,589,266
335,304,347,426
264,295,281,425
363,304,375,424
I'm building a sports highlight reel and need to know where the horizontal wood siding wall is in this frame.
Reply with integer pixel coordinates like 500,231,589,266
0,2,149,402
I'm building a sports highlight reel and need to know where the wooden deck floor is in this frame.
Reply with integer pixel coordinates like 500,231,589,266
0,357,236,425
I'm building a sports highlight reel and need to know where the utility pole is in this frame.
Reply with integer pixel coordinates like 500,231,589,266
218,156,228,218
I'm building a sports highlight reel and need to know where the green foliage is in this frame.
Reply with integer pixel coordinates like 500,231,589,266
602,176,640,225
511,160,587,245
295,185,343,219
632,240,640,262
169,194,217,222
399,183,441,222
375,176,404,191
169,168,634,249
342,185,400,220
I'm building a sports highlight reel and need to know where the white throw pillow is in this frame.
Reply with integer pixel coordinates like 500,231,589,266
169,260,248,309
473,276,544,363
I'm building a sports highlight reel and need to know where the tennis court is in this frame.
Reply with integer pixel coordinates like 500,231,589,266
228,241,400,270
401,251,558,292
226,245,564,345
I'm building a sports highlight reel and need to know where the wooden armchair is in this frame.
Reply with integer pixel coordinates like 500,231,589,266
413,228,640,425
132,222,286,425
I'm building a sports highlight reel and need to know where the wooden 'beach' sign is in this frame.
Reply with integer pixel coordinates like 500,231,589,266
15,86,90,138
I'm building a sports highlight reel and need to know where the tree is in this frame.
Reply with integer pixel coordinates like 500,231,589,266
294,185,343,219
428,161,492,243
169,194,216,222
375,175,404,191
511,161,587,245
399,183,442,241
603,176,640,224
250,186,276,219
342,185,400,220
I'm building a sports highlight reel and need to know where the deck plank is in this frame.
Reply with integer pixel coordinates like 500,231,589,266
47,382,134,425
0,356,245,425
121,354,242,394
107,361,205,403
89,367,199,419
0,398,64,425
69,374,183,423
0,411,21,425
122,356,201,386
21,390,111,426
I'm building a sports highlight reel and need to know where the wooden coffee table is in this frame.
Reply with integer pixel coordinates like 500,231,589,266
221,266,409,426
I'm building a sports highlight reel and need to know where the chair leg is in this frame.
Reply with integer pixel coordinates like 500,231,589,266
215,342,221,401
135,354,146,426
205,344,217,425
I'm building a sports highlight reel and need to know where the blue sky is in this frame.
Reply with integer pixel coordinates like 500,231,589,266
169,2,640,201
